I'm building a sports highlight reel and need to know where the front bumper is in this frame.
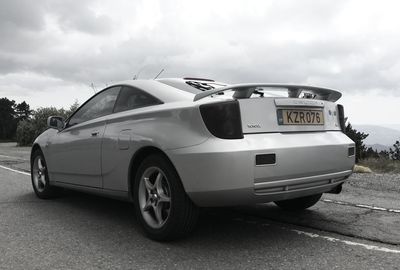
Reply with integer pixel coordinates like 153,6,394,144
167,131,355,207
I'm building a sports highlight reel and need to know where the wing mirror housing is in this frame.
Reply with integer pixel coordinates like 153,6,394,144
47,116,65,131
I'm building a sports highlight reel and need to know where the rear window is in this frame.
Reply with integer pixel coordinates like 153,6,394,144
158,79,226,94
113,86,162,113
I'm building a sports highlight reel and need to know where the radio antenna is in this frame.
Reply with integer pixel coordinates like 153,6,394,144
90,82,97,94
133,67,144,80
154,68,165,79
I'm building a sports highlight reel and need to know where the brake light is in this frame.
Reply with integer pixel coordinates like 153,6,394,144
199,101,243,139
337,104,346,132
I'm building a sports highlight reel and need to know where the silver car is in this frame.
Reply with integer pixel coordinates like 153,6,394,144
31,78,355,240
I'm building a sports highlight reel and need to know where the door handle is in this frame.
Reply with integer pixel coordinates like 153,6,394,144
91,131,100,137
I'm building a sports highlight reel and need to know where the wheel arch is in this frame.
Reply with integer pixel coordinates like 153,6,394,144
128,146,184,200
30,143,42,163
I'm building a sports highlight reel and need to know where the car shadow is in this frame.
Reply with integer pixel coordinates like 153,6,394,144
21,188,399,247
23,189,299,243
12,190,368,269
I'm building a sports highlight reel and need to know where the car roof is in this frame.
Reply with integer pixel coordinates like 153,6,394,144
108,78,229,103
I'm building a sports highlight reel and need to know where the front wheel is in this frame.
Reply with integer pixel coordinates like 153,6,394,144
274,193,322,211
31,149,58,199
133,154,199,241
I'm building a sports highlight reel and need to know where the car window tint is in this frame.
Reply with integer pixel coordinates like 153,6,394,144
69,86,120,126
113,86,162,113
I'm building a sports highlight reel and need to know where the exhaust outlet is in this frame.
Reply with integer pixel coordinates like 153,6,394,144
326,183,343,194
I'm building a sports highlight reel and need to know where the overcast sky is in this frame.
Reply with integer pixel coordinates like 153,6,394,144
1,0,400,125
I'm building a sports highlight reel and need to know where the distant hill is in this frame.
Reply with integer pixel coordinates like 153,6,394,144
382,124,400,132
353,125,400,147
366,144,391,152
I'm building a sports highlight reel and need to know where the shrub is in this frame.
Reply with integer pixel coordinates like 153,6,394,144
16,107,70,146
359,158,400,174
345,123,368,163
31,107,68,138
16,119,36,146
390,141,400,160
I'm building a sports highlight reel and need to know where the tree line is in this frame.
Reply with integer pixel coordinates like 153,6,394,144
0,97,79,146
0,98,32,141
0,96,399,162
345,123,400,162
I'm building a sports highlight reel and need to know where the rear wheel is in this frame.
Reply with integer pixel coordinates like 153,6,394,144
133,154,199,241
274,193,322,211
31,149,58,199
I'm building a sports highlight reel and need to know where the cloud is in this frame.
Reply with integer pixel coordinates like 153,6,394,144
0,0,46,32
1,0,400,113
47,0,114,34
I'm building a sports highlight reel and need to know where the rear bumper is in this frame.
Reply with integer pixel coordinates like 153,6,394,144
167,131,355,207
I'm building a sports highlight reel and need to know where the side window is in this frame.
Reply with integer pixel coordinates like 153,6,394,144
113,86,162,113
69,86,121,126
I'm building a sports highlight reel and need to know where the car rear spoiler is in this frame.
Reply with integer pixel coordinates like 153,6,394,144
193,83,342,102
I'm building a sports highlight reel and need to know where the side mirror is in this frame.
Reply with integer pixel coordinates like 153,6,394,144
47,116,65,131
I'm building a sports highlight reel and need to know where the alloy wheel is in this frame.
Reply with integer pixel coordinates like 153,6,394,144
138,167,171,229
32,156,47,193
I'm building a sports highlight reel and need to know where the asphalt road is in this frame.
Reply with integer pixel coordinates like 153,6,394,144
0,145,400,269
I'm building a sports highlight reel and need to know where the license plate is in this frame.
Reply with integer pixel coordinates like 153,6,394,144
277,109,324,125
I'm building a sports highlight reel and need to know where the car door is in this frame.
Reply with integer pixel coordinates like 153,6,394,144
46,86,121,188
101,86,163,191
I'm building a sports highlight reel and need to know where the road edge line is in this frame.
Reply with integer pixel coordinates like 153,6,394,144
322,198,400,214
0,165,30,176
291,229,400,254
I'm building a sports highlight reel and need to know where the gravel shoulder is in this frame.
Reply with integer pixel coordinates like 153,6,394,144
0,142,30,172
324,173,400,210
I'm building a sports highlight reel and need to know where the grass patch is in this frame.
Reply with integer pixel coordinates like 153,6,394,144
359,158,400,173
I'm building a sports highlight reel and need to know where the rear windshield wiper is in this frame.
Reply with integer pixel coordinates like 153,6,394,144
186,81,215,92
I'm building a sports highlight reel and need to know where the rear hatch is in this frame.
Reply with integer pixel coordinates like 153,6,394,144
239,97,342,134
191,82,344,134
193,82,353,189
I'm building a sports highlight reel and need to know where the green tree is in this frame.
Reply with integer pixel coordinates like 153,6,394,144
365,147,379,159
0,97,17,140
32,107,68,137
0,98,34,141
66,100,80,118
345,123,369,163
16,106,69,146
14,101,33,121
379,150,389,159
389,140,400,161
15,119,36,146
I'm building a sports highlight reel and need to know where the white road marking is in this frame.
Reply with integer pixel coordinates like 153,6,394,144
0,165,30,176
0,154,29,160
355,204,400,213
291,229,400,254
323,199,400,214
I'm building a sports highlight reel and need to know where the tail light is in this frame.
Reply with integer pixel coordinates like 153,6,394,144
199,100,243,139
337,104,346,132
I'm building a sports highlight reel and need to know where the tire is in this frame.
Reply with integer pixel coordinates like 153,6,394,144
274,193,322,211
31,149,58,199
133,154,199,241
